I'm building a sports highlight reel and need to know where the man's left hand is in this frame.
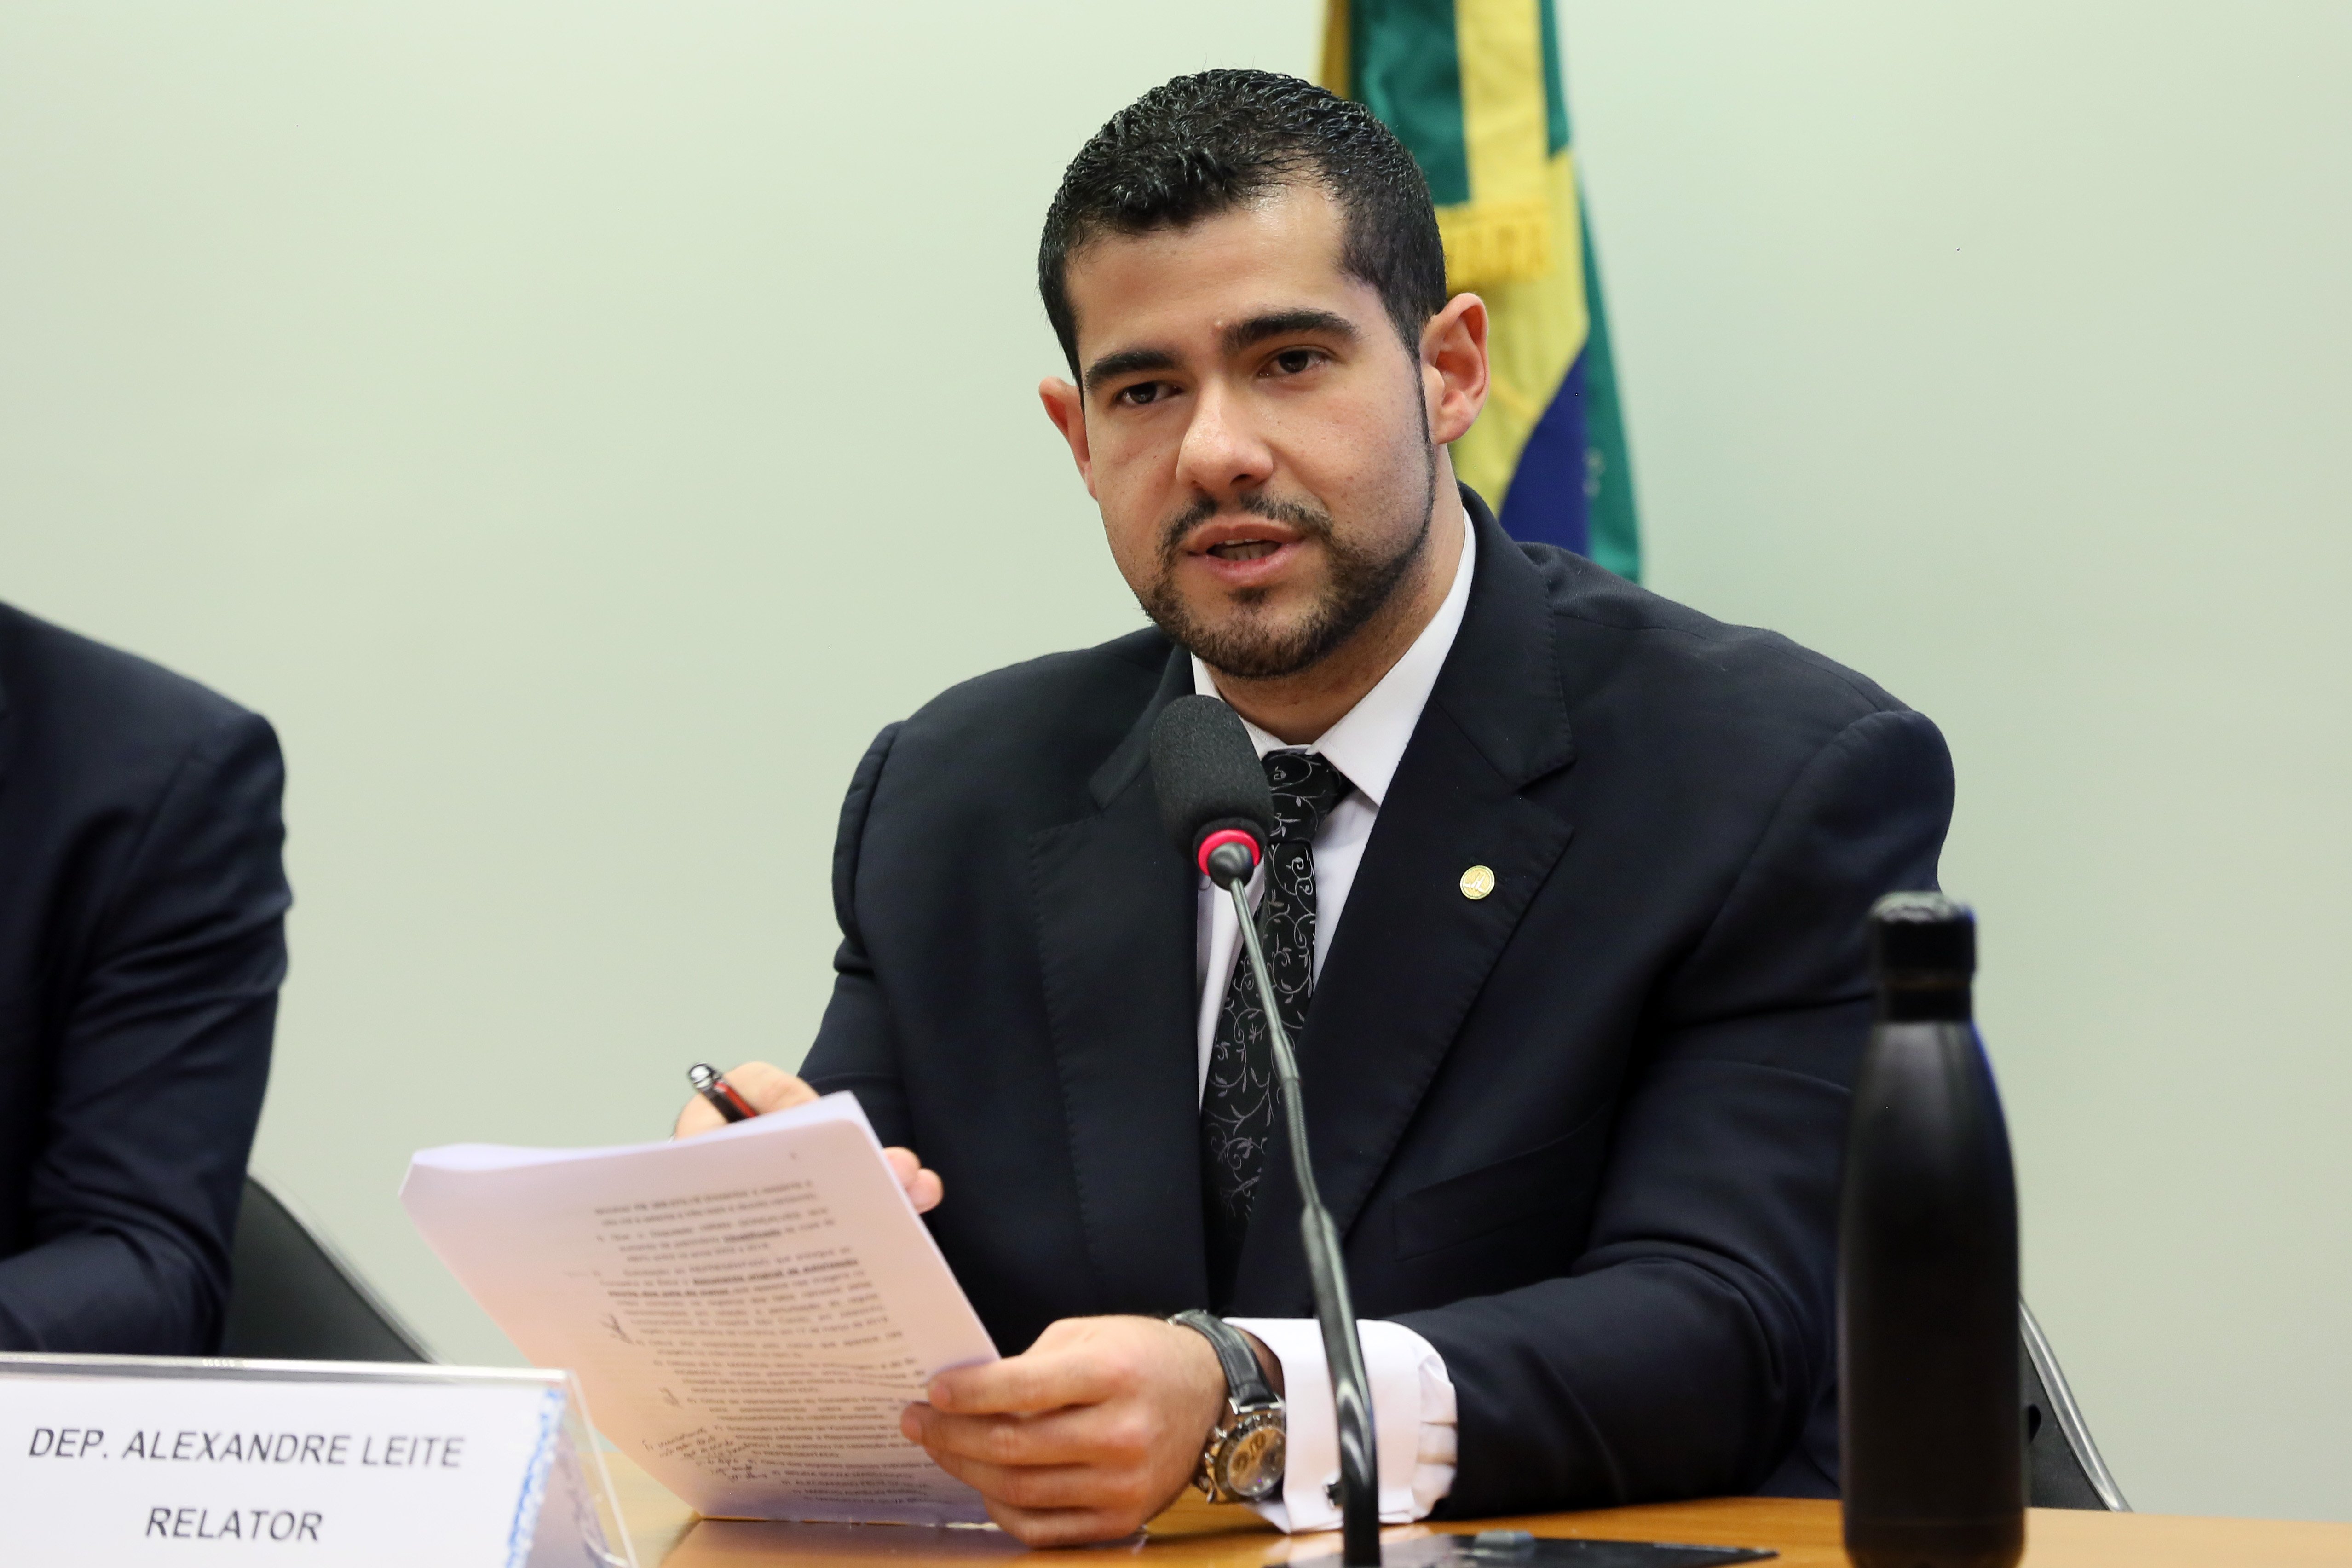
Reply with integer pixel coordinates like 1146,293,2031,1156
900,1314,1228,1545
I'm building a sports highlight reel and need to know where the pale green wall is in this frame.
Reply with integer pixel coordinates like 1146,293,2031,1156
1557,3,2352,1524
1,0,2344,1524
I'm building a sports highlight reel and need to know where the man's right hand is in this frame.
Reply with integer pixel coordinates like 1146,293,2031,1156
672,1060,943,1213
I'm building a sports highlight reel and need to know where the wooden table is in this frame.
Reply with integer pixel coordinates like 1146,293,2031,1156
595,1456,2352,1567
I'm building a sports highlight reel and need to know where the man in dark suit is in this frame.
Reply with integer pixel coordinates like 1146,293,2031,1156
680,71,1950,1543
0,603,288,1352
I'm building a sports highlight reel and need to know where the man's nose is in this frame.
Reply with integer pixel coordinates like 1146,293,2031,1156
1173,379,1275,501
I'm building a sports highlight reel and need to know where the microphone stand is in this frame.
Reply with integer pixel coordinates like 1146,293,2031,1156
1223,873,1382,1566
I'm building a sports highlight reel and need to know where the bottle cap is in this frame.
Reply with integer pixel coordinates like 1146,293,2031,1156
1870,891,1975,978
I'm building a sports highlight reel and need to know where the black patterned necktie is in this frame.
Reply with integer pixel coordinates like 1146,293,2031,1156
1201,749,1353,1309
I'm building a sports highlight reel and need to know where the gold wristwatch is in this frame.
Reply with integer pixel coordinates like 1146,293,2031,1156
1170,1309,1286,1504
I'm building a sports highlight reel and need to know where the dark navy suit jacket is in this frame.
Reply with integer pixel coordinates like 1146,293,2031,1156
801,493,1953,1513
0,604,288,1353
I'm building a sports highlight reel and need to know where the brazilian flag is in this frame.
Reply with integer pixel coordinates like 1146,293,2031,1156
1322,0,1640,580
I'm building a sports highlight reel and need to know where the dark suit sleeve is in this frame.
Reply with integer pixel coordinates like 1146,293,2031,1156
800,722,916,1148
0,711,288,1354
1398,708,1954,1513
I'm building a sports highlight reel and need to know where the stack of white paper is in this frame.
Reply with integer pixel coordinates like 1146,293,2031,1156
400,1094,997,1525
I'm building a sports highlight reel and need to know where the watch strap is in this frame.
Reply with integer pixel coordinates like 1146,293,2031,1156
1170,1309,1275,1410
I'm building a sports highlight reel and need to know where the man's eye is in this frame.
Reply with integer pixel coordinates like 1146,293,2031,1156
1271,349,1323,375
1116,382,1166,407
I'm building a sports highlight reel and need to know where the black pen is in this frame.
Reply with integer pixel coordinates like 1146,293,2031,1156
686,1063,758,1123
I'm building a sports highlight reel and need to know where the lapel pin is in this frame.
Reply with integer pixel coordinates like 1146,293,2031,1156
1459,865,1496,900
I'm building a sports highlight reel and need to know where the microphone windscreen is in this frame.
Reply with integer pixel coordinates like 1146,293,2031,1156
1150,695,1274,861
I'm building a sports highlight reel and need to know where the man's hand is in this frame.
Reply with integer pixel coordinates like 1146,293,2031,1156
901,1315,1233,1545
672,1061,942,1213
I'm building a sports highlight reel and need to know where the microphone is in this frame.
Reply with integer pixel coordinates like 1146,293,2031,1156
1151,693,1277,888
1151,694,1382,1567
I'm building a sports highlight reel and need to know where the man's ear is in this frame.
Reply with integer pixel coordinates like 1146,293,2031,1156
1039,377,1097,497
1422,294,1490,446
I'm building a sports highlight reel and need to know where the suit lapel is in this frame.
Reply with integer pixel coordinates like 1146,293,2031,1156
1231,494,1578,1312
1031,647,1211,1314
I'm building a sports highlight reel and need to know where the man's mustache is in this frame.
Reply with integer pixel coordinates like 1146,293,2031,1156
1157,492,1336,560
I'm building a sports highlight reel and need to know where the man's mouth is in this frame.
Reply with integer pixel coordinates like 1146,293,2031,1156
1181,516,1306,564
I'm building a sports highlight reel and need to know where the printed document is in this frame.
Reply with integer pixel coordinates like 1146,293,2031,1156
400,1093,997,1524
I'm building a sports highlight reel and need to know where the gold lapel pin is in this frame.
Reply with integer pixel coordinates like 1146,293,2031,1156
1459,865,1496,900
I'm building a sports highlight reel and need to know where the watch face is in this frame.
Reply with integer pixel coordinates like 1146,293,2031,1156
1221,1412,1286,1502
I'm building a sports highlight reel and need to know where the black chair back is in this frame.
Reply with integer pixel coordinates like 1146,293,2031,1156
2021,1299,2128,1510
219,1174,433,1363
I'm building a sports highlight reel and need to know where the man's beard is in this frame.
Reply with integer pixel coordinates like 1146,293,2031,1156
1134,443,1439,682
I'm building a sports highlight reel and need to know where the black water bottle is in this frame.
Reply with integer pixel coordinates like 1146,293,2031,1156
1839,893,2023,1568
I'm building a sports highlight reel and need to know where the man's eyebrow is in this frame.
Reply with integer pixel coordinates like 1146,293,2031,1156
1082,346,1180,393
1081,310,1358,392
1222,309,1359,355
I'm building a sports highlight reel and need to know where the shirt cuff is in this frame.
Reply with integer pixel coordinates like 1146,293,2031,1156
1223,1318,1457,1533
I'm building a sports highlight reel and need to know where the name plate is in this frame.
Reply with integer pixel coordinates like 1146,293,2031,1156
0,1354,628,1567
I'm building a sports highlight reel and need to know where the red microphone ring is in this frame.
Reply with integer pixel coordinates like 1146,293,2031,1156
1197,828,1262,876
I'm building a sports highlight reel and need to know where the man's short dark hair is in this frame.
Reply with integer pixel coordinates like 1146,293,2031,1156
1039,69,1448,377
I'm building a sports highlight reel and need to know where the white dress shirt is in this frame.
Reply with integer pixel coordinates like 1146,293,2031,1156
1189,522,1476,1532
